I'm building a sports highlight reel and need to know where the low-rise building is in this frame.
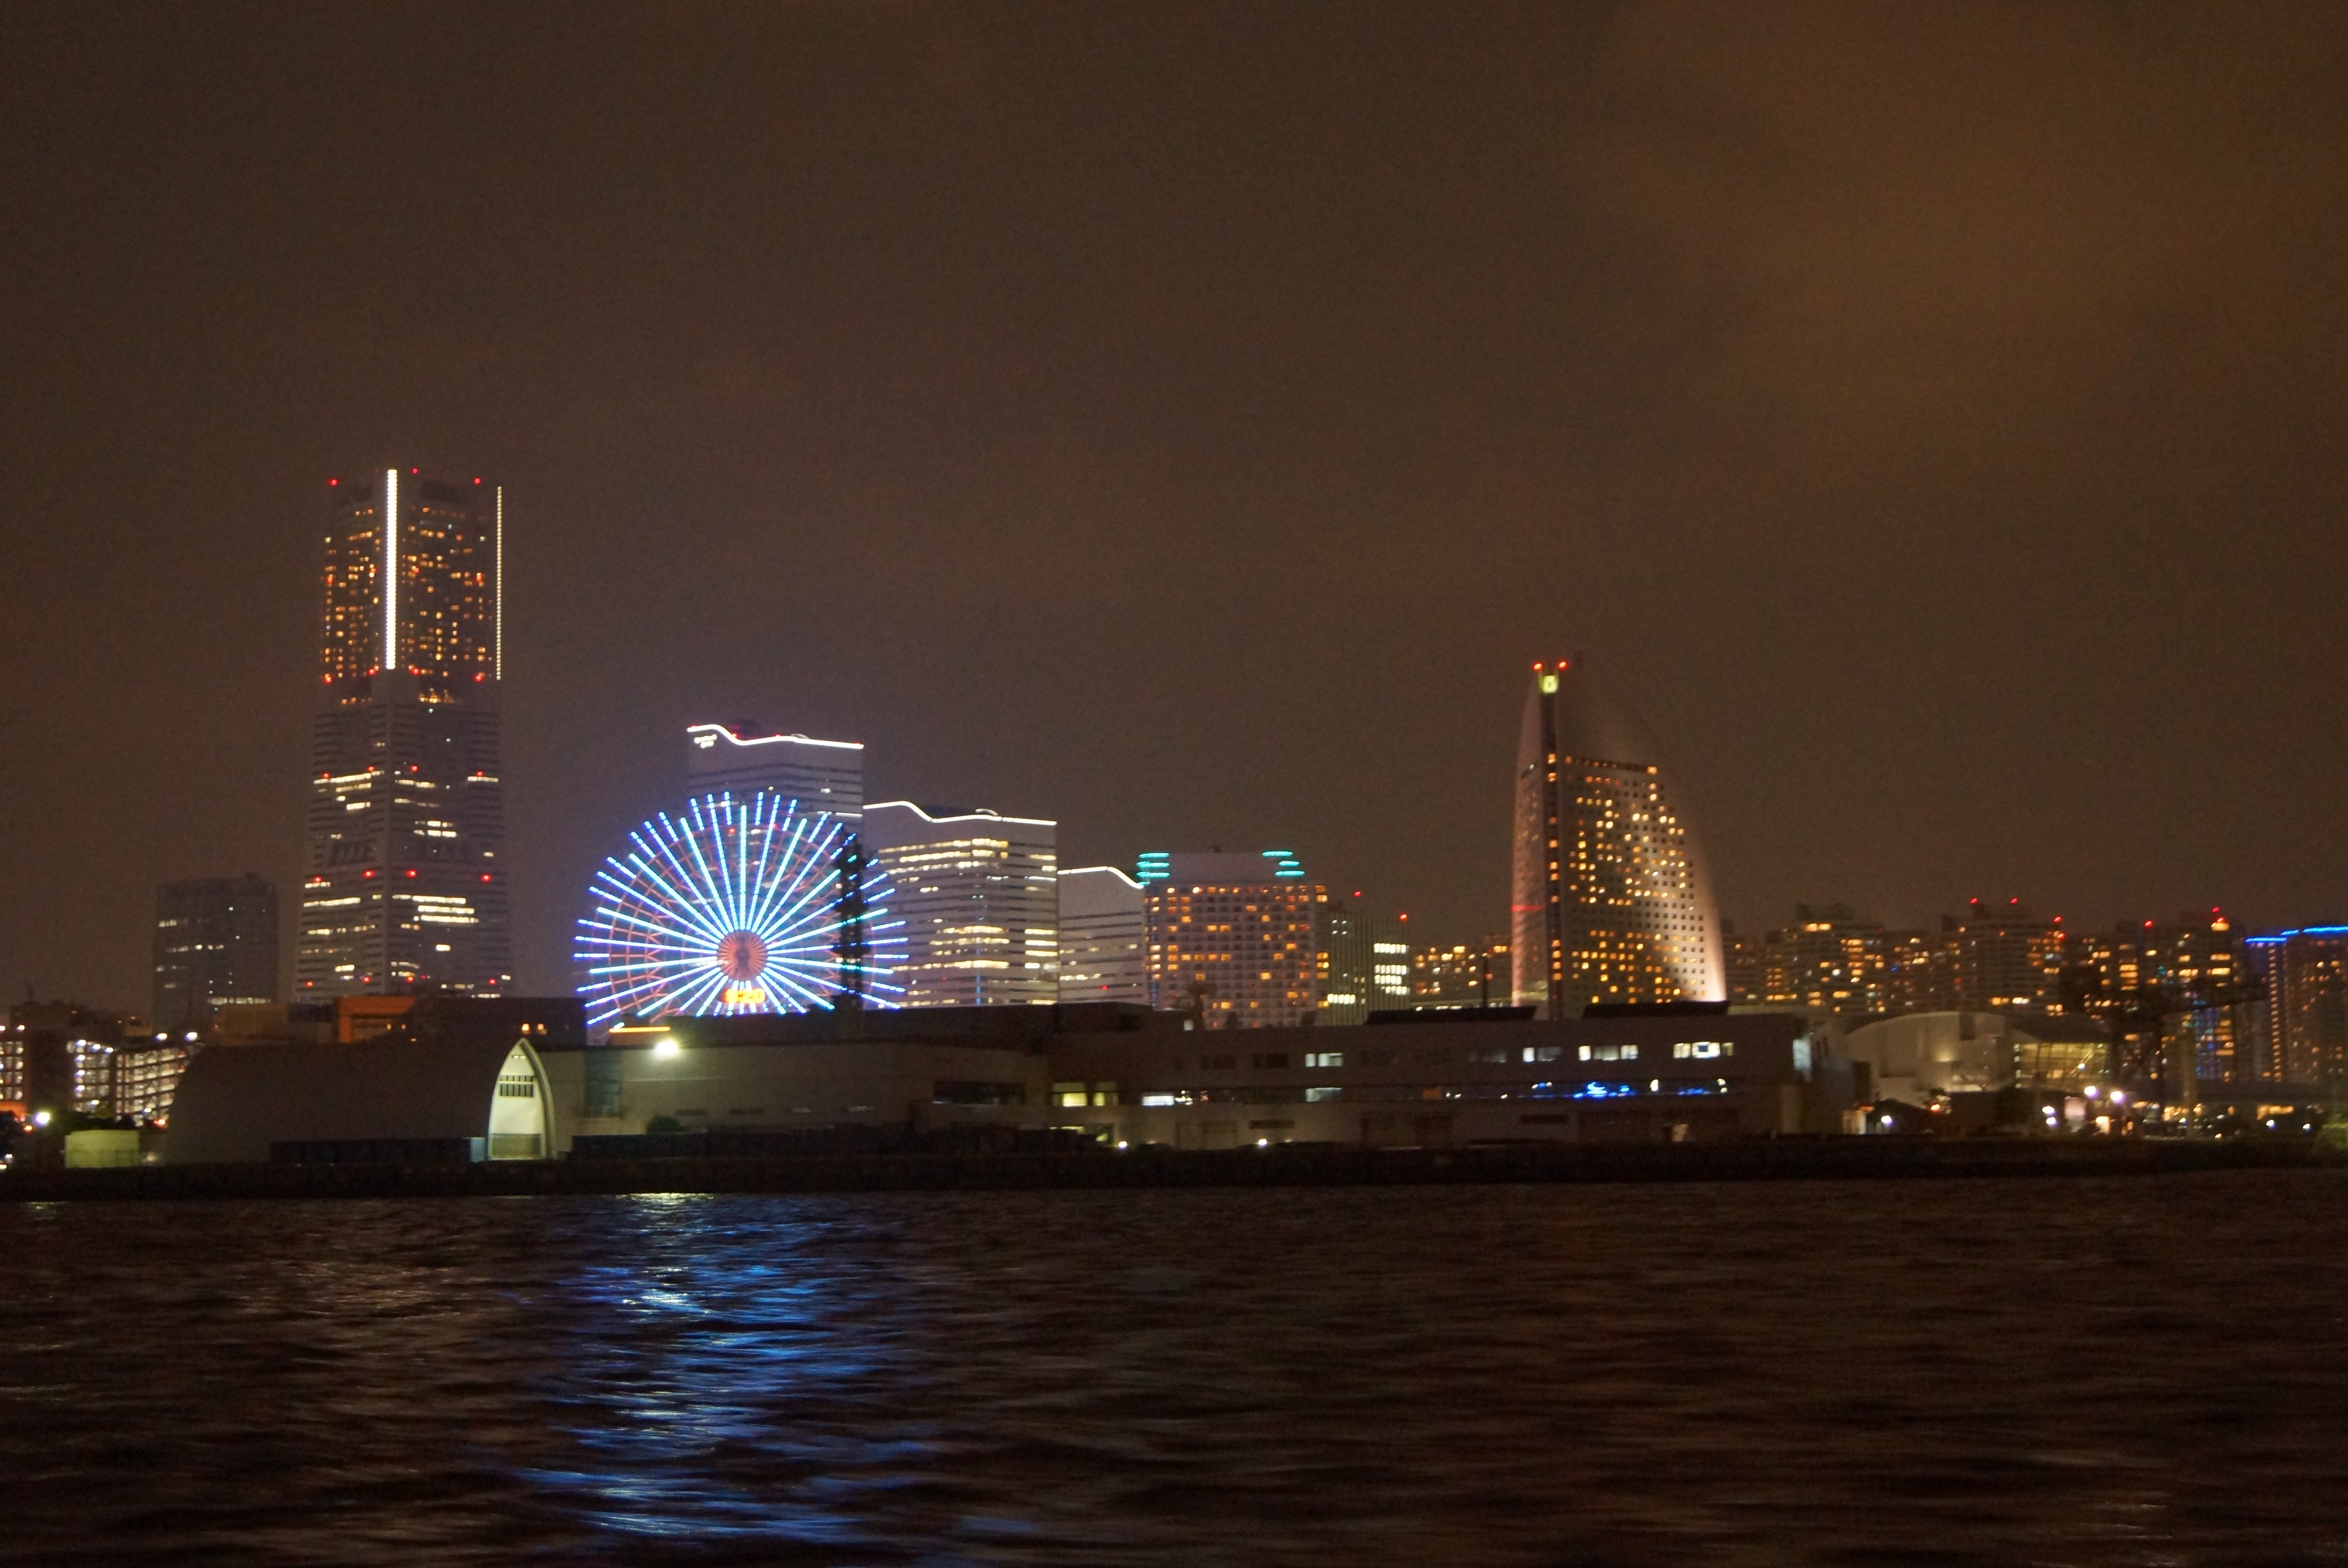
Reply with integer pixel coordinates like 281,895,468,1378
1840,1010,2112,1105
1046,1006,1827,1148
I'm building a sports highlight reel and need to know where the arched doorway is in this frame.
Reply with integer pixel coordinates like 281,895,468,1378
486,1039,551,1159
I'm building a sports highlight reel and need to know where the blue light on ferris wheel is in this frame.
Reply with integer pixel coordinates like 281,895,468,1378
573,790,904,1029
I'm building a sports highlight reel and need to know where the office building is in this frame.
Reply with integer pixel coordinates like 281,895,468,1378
686,721,864,817
1510,659,1723,1015
152,875,278,1029
1058,866,1147,1003
861,802,1058,1007
1139,850,1325,1027
298,470,510,997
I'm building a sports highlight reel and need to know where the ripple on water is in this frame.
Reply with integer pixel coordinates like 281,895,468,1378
3,1172,2347,1564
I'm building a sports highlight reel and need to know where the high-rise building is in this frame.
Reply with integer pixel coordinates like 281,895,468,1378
1139,851,1325,1027
1755,904,1894,1015
861,802,1058,1007
1945,899,2066,1012
1510,659,1723,1015
1722,920,1765,1005
1317,894,1374,1025
1057,866,1147,1003
2246,926,2347,1086
298,470,510,997
686,722,864,817
152,875,279,1029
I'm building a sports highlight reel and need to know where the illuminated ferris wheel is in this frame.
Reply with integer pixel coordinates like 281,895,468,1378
574,791,903,1029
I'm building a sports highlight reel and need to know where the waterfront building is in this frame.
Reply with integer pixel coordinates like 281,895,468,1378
164,996,583,1164
159,995,1855,1159
686,721,864,817
298,470,509,997
152,875,278,1029
861,802,1058,1007
1510,659,1723,1015
1139,850,1324,1027
1057,866,1147,1003
2247,927,2348,1086
1840,1010,2117,1121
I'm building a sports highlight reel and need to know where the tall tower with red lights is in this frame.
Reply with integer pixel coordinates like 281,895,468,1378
296,469,511,997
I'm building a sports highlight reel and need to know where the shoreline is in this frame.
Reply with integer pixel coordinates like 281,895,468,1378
1,1137,2336,1202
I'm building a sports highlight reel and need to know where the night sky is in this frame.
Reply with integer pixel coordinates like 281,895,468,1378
4,2,2344,1009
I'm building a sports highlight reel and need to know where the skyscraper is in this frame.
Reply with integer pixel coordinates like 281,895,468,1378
686,722,863,817
861,801,1058,1006
152,875,279,1028
1057,866,1147,1003
297,470,510,997
1511,659,1722,1015
1139,851,1325,1027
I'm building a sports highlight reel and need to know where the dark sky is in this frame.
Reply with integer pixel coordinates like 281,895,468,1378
4,1,2345,1008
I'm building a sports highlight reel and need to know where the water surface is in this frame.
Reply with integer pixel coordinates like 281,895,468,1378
4,1170,2345,1564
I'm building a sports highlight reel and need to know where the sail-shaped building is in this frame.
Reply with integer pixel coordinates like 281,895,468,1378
1510,658,1723,1016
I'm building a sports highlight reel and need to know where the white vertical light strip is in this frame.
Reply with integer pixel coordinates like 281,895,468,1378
383,467,399,673
493,484,504,682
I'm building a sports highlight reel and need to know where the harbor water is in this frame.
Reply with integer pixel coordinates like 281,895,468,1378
3,1169,2345,1564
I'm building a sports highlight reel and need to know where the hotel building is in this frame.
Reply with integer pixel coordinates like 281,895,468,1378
297,470,509,997
861,802,1059,1007
686,721,864,817
1057,866,1147,1003
1510,659,1723,1015
1140,851,1325,1028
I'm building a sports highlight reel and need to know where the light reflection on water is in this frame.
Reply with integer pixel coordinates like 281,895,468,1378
3,1172,2346,1565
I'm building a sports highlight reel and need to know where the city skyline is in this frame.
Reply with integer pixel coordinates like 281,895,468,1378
5,6,2346,1009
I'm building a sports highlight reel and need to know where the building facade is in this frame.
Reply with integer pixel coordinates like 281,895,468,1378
1057,866,1147,1003
2,1002,143,1120
1139,850,1324,1027
861,802,1058,1007
686,721,864,817
152,875,279,1029
2249,927,2348,1086
1318,895,1374,1025
1510,659,1723,1015
298,470,510,998
1409,940,1509,1009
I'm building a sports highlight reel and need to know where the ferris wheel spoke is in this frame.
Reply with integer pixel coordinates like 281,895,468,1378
578,789,901,1024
